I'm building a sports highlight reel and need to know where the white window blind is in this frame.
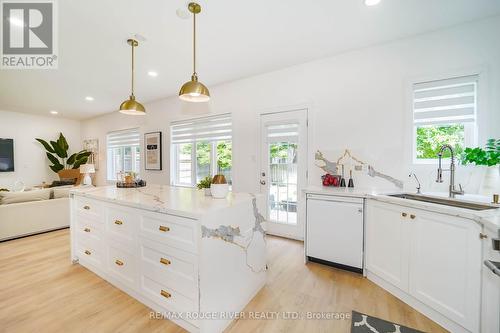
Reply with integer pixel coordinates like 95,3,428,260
266,123,299,143
413,75,478,125
107,128,140,148
171,113,232,144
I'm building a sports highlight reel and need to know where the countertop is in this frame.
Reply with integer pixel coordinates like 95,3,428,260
304,186,500,232
71,185,259,219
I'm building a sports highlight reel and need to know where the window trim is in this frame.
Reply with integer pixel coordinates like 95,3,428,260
410,73,480,165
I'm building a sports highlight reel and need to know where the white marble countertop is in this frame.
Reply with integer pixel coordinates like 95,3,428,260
71,185,259,219
304,186,500,232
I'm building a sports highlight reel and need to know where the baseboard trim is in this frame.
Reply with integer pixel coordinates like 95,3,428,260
0,226,69,243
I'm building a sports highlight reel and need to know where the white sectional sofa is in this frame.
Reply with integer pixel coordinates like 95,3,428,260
0,187,71,241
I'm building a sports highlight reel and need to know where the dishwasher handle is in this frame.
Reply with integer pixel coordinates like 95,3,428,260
306,194,363,205
484,260,500,278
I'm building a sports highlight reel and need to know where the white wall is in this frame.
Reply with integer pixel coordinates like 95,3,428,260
82,16,500,194
0,110,81,189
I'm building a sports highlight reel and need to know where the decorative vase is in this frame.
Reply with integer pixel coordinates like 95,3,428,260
210,184,229,199
480,165,500,196
204,188,211,196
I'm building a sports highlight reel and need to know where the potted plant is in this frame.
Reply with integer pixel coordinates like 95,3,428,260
461,138,499,195
197,176,212,196
36,133,91,183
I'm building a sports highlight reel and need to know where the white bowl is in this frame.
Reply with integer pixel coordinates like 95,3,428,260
210,184,229,199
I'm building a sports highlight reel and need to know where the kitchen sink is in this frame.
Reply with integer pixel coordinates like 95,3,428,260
387,193,499,211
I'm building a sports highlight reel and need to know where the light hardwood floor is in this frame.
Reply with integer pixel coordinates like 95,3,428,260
0,229,447,333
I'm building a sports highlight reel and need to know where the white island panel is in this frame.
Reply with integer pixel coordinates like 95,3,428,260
70,185,267,333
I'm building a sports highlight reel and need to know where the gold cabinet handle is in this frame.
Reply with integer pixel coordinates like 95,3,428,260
114,220,123,225
160,258,171,266
410,214,416,219
160,290,171,298
159,225,170,232
115,259,124,266
83,205,90,210
401,212,408,217
480,233,488,239
84,228,91,233
84,250,91,255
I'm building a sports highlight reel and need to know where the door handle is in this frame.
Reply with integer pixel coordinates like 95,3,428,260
260,180,266,185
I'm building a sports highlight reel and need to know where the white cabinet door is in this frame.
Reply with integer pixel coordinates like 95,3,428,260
408,208,481,332
365,200,409,291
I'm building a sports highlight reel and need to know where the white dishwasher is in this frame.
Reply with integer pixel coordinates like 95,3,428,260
306,194,364,273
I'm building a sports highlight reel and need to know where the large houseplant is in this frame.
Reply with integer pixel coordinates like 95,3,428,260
461,138,499,195
36,133,91,181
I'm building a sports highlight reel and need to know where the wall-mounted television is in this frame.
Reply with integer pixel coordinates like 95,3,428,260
0,139,14,172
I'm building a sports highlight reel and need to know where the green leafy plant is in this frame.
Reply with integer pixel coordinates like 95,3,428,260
461,138,500,166
196,176,212,190
36,133,91,173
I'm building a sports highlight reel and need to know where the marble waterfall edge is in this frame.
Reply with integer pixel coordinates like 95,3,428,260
201,195,267,273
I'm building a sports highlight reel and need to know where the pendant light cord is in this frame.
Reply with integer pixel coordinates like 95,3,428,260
193,10,196,76
131,41,135,97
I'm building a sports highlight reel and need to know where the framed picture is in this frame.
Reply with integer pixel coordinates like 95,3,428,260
82,139,99,170
145,132,162,170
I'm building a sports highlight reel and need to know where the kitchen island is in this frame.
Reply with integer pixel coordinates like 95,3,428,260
70,185,267,333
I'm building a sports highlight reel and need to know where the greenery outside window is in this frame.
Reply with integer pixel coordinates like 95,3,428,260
413,75,478,163
171,114,232,187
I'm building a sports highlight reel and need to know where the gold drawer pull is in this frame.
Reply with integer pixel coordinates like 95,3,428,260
159,225,170,232
84,250,91,255
401,212,407,217
410,214,416,219
84,228,91,233
115,260,124,266
160,290,171,298
114,220,123,225
83,205,90,210
160,258,171,266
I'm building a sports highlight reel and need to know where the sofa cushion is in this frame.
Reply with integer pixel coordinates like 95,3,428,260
52,185,73,199
0,188,51,205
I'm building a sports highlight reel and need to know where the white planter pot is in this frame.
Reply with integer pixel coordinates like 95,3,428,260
210,184,229,199
204,188,211,196
480,165,500,196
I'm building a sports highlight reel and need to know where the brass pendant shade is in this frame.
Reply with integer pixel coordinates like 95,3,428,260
119,39,146,115
179,2,210,103
119,95,145,115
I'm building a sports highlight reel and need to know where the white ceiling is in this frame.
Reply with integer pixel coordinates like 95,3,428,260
1,0,500,119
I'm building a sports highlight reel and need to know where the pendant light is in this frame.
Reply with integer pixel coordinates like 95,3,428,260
119,39,146,115
179,2,210,102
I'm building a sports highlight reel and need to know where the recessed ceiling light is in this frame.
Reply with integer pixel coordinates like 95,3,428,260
176,8,190,19
85,96,94,101
50,110,58,115
148,71,158,77
365,0,381,6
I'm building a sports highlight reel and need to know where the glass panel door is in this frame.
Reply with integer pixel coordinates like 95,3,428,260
260,109,307,240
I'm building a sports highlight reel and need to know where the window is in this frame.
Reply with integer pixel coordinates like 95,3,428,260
412,75,478,162
107,128,141,181
171,114,232,187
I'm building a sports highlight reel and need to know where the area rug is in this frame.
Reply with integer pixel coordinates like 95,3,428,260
351,311,426,333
